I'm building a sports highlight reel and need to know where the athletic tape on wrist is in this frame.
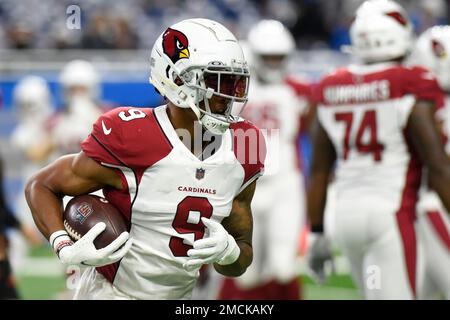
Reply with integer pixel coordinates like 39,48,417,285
49,230,73,257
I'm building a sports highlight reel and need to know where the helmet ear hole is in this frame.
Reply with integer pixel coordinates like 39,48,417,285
410,26,450,91
174,76,184,86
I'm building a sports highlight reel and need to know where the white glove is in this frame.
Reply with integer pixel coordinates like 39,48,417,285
183,217,240,269
50,222,133,267
306,233,335,284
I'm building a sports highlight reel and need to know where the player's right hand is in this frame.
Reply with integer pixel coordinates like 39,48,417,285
183,217,241,270
50,222,133,267
306,233,335,284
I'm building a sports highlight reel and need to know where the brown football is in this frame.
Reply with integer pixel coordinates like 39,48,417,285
63,194,128,249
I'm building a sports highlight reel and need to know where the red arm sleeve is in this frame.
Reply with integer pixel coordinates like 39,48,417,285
286,76,312,100
81,109,126,167
231,120,266,193
81,107,172,170
403,66,445,111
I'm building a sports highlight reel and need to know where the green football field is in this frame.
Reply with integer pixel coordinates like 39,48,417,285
14,246,361,300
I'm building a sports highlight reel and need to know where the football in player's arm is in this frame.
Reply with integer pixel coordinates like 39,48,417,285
25,148,256,276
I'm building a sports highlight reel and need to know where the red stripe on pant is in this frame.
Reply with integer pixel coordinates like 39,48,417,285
394,152,421,298
396,210,417,297
427,210,450,251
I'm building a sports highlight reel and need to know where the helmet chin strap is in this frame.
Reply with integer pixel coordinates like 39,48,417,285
201,114,230,135
187,100,202,120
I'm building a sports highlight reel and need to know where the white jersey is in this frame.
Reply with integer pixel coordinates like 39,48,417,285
51,100,103,156
241,77,309,179
313,62,445,298
10,120,51,180
80,105,265,299
314,62,444,205
10,120,52,222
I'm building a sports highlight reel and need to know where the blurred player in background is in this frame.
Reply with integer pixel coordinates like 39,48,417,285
51,59,105,156
409,26,450,299
219,20,310,300
10,76,54,169
9,76,51,271
307,0,450,299
25,19,265,300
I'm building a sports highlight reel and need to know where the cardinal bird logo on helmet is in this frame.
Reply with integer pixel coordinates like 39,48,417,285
432,39,447,59
162,28,190,64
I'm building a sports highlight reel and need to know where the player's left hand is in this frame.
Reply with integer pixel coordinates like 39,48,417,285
183,217,240,269
307,233,335,284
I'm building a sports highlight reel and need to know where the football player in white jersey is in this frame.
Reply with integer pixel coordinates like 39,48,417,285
25,19,266,300
307,0,450,299
11,76,54,167
219,19,310,300
9,76,52,270
10,76,54,198
409,26,450,299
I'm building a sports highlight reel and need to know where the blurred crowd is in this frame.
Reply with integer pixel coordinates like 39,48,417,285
0,0,448,51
